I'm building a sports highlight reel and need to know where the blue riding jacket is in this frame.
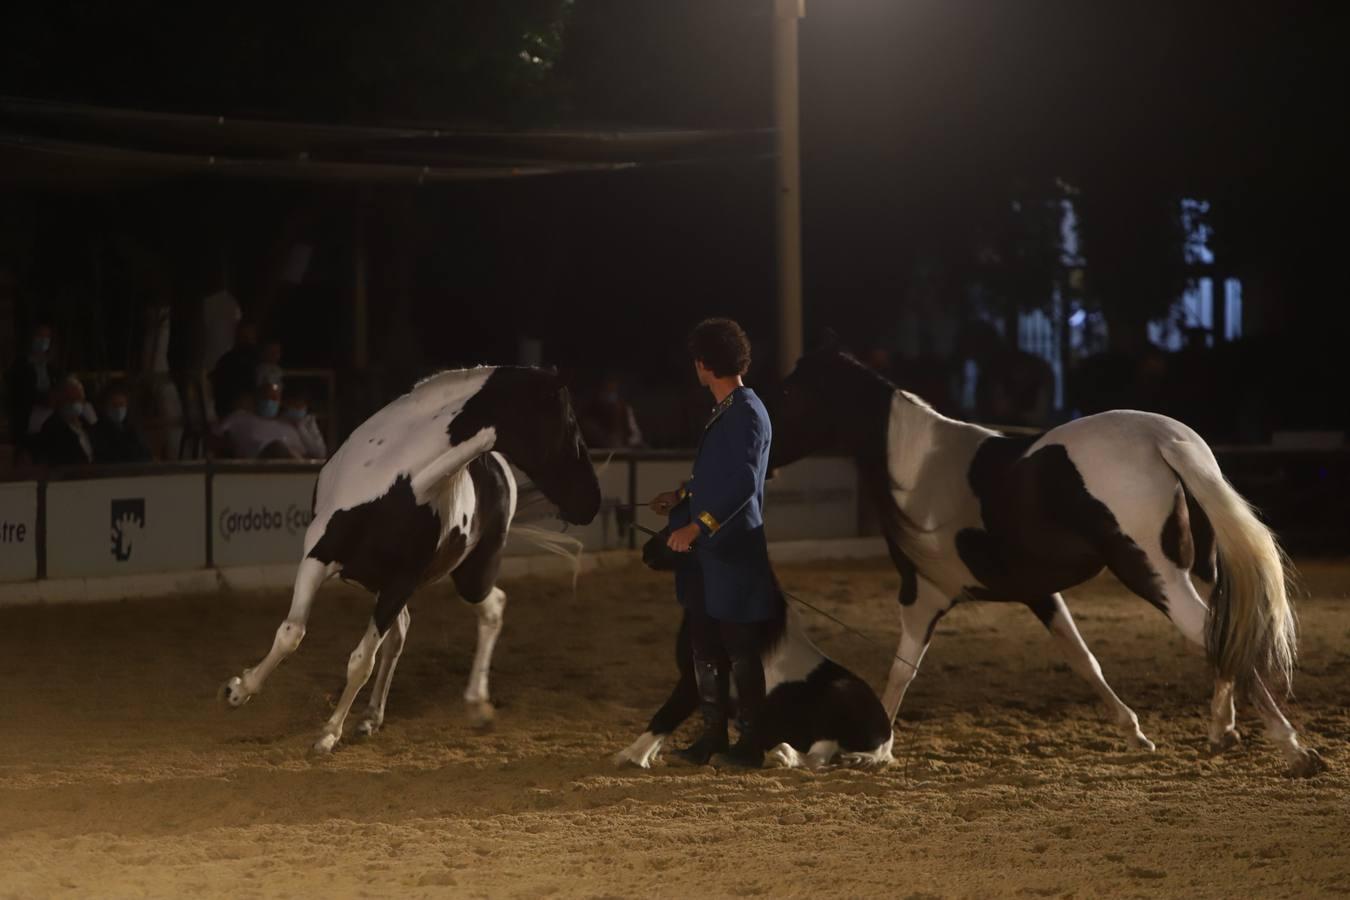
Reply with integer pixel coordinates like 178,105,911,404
668,386,779,623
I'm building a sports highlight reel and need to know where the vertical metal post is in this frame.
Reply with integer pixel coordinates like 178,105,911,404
353,191,370,371
774,0,805,375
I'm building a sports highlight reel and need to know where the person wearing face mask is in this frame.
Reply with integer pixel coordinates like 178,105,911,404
255,339,285,393
91,386,152,463
35,375,94,466
213,382,304,460
5,324,59,461
280,389,327,459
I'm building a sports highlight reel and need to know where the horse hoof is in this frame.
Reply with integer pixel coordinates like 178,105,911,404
220,677,251,709
1130,733,1156,753
355,718,380,738
311,733,339,755
1208,730,1241,755
611,749,652,770
466,701,495,730
1287,749,1327,779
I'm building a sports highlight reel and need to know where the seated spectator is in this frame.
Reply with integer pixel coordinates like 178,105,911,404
280,389,327,459
579,375,646,449
213,382,305,460
5,323,57,460
91,384,152,463
255,338,285,391
35,376,94,466
211,321,261,419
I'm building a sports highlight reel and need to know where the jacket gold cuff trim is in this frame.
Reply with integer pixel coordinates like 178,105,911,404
697,511,721,534
677,486,689,500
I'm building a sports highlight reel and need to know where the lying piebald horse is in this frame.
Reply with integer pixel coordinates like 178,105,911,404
614,535,894,770
768,348,1324,777
222,366,600,753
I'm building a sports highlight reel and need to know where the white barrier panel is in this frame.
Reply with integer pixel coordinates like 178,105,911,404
504,460,632,555
764,456,859,541
0,482,38,583
47,475,206,578
213,473,319,567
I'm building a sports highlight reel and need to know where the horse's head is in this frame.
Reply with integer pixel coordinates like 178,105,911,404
452,367,601,525
767,344,896,469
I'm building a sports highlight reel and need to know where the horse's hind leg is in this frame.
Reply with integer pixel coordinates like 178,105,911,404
356,606,411,736
222,556,334,707
1025,594,1153,750
1249,675,1326,777
314,581,413,754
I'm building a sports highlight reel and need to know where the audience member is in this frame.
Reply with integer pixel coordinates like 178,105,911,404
214,382,304,460
5,323,58,458
579,375,646,449
91,384,152,463
281,389,327,459
211,321,261,418
255,338,284,390
35,376,94,466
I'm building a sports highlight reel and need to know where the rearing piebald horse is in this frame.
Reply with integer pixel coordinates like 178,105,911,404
768,347,1324,777
221,366,600,753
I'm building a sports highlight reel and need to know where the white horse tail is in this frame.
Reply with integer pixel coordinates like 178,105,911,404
1158,437,1295,691
509,524,586,590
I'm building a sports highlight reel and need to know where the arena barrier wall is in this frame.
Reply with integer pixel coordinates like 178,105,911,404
0,453,864,589
2,447,1343,598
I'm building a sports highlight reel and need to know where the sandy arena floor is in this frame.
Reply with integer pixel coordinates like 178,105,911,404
1,556,1348,899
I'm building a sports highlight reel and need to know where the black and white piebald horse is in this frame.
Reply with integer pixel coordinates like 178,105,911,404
615,540,894,770
767,348,1324,777
221,366,600,753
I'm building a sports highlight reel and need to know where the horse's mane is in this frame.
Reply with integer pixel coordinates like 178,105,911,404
813,349,935,413
411,365,494,392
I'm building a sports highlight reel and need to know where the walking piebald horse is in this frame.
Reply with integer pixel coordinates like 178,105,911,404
221,366,600,753
766,347,1324,777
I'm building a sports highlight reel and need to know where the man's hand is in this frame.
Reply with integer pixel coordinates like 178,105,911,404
648,490,681,515
666,522,701,553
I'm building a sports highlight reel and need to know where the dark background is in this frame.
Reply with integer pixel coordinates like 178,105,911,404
2,0,1348,443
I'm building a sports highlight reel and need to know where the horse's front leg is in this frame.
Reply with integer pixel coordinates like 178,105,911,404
881,575,950,725
462,586,507,727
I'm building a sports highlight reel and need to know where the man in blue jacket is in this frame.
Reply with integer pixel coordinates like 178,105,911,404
649,318,778,768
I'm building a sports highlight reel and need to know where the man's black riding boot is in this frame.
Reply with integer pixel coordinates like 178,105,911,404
718,653,766,768
672,659,728,765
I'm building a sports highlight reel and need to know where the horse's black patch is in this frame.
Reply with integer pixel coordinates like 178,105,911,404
450,455,512,603
447,366,598,526
307,474,438,590
1023,595,1060,629
1187,488,1217,582
307,474,441,632
757,659,894,753
1160,484,1194,571
959,443,1164,609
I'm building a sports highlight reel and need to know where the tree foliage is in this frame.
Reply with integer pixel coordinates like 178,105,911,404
1,0,575,124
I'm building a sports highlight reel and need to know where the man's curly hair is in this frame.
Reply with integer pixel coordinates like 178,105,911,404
687,318,752,378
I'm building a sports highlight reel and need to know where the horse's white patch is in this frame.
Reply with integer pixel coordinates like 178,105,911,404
762,606,825,689
613,731,665,769
305,368,495,550
839,733,894,768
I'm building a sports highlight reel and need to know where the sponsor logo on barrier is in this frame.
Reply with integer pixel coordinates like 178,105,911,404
110,498,146,562
218,504,313,542
0,521,28,544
